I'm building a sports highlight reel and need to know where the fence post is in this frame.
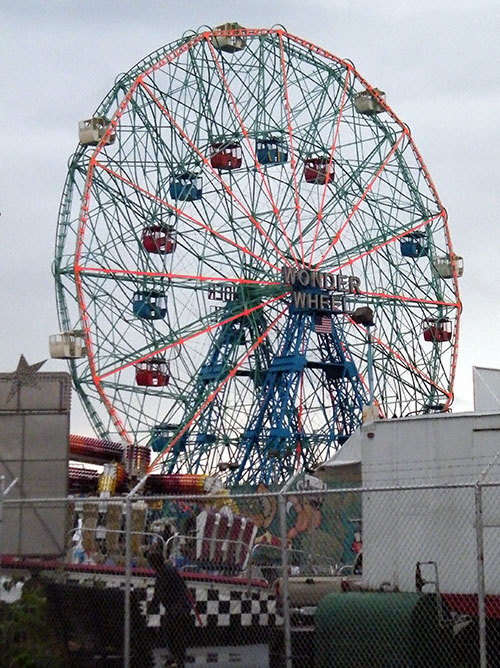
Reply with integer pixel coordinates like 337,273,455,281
124,497,132,668
474,483,487,668
0,476,17,594
0,476,4,590
279,490,292,668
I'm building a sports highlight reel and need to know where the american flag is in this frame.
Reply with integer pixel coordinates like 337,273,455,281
314,314,332,334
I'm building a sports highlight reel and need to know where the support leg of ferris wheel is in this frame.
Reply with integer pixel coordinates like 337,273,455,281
228,303,367,487
231,309,310,486
315,318,366,447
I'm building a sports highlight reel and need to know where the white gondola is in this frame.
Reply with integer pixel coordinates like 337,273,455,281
432,255,464,279
210,22,247,53
49,331,87,359
354,88,386,115
78,117,116,147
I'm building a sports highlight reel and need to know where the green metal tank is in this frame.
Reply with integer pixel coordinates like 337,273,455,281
315,592,454,667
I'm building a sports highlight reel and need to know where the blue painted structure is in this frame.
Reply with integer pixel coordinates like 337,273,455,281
158,285,366,485
165,318,246,473
230,304,366,485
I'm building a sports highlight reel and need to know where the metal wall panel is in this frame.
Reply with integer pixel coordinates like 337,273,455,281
0,367,71,556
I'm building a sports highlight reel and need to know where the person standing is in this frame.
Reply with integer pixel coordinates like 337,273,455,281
147,546,195,668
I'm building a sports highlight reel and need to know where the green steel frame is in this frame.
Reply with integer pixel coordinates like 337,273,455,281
53,25,461,485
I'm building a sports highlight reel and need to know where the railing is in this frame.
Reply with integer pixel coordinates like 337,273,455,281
68,526,166,567
165,532,260,575
67,523,261,577
247,542,340,583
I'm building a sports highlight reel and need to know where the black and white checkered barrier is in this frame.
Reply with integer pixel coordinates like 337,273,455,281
61,571,282,630
142,581,281,629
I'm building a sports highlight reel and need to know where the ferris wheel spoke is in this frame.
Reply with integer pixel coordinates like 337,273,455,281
74,265,284,376
330,214,440,270
310,130,442,271
74,275,164,378
314,130,408,271
324,212,461,307
345,313,451,402
81,171,264,282
146,303,289,474
73,269,134,445
77,265,281,289
307,67,351,268
273,39,353,268
96,291,289,380
356,289,458,310
205,35,301,269
91,159,280,273
88,159,274,277
136,80,295,270
95,293,277,381
278,32,305,267
349,290,457,408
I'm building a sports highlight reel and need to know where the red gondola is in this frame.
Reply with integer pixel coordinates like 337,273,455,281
135,357,170,387
142,225,176,254
304,157,335,184
210,142,242,170
423,318,452,343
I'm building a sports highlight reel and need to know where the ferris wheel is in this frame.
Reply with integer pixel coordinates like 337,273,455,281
52,23,462,487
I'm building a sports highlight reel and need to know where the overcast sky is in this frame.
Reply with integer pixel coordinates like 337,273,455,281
2,0,499,436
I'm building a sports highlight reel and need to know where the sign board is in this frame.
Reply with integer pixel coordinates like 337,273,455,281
152,643,269,668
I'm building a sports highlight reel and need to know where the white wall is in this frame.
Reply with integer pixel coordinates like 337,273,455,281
360,412,500,594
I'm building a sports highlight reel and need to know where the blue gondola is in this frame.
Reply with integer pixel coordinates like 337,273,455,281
400,233,427,258
132,290,167,320
151,429,168,452
255,138,288,165
150,424,181,452
169,172,202,201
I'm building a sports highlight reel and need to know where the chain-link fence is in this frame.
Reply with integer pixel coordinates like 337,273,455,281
1,480,499,666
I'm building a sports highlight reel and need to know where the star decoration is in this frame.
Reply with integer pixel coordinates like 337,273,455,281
6,355,47,403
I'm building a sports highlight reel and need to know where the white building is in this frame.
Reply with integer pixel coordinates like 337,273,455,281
318,388,500,596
